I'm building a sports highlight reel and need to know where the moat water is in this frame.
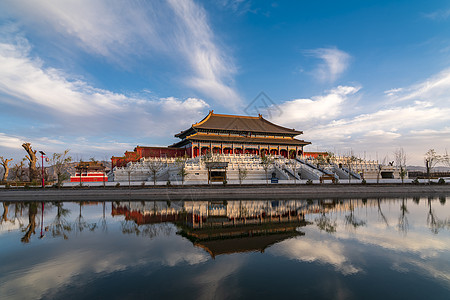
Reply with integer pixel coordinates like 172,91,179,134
0,197,449,299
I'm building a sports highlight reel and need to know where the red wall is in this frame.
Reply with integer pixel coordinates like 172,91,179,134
111,146,190,169
70,175,107,182
303,151,328,159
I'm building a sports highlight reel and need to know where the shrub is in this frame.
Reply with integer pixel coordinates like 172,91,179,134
166,180,172,186
438,178,445,184
412,178,419,185
361,179,366,185
306,179,313,185
115,182,120,187
223,180,227,185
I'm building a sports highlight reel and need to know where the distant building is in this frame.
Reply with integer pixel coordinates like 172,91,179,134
70,161,107,182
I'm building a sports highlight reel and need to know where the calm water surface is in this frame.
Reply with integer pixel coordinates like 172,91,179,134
0,197,449,299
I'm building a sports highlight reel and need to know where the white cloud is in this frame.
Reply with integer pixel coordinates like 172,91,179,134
0,34,209,118
270,66,450,164
302,103,450,162
0,39,125,116
0,133,23,150
216,0,252,15
1,0,241,107
384,87,403,96
364,130,401,139
305,47,351,82
386,68,450,104
423,9,450,21
273,85,360,127
167,0,242,108
0,36,210,160
160,97,209,112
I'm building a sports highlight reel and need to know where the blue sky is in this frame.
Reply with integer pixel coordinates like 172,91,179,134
0,0,449,164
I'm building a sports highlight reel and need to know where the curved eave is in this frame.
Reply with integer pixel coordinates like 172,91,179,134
175,127,196,138
174,133,311,147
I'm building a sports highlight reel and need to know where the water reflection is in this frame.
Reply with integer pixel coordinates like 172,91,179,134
50,202,71,239
1,198,449,243
111,200,309,257
0,197,449,299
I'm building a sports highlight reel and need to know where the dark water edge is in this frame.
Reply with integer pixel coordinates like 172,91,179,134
0,184,449,201
1,197,449,300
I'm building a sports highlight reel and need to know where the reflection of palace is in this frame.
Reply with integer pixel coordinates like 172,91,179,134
111,199,378,223
1,198,448,246
109,199,386,257
112,200,309,257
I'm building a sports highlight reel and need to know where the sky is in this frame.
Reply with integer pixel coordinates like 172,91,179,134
0,0,449,165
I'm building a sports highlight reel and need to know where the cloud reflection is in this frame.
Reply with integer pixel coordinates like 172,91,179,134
269,236,361,275
0,225,209,299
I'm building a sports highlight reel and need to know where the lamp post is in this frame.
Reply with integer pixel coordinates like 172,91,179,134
39,151,46,188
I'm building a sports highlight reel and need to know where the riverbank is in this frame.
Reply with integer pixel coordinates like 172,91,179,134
0,184,448,201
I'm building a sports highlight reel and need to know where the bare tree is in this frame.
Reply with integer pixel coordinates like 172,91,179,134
424,149,441,183
11,160,27,182
201,151,216,163
148,158,164,185
238,164,248,185
326,152,335,164
344,151,358,183
260,155,274,185
394,148,407,184
289,159,298,183
51,150,72,188
442,149,450,167
22,143,38,181
376,163,382,184
175,156,189,185
316,154,326,169
0,157,13,182
376,157,387,184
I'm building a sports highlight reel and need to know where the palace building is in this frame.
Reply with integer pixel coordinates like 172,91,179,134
171,111,310,157
109,111,406,183
111,111,310,168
